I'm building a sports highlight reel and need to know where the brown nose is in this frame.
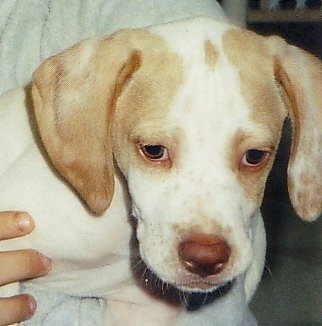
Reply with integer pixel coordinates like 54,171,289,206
179,236,231,277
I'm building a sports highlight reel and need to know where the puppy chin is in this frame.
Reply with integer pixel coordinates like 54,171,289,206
139,254,236,295
174,279,234,294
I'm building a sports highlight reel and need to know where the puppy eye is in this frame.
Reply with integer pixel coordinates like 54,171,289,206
241,149,269,167
140,144,169,161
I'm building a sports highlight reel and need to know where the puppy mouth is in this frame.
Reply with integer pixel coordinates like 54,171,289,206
176,280,234,311
139,267,234,311
175,279,234,293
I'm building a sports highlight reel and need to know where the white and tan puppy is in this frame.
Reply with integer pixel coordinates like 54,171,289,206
0,16,321,325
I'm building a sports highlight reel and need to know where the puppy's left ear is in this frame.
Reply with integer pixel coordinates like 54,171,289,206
270,37,321,221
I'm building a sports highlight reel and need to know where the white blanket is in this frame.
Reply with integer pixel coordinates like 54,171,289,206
0,0,224,95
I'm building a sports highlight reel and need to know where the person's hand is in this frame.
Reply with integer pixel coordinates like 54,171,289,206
0,211,52,325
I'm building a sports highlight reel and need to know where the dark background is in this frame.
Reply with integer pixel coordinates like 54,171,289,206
247,6,322,325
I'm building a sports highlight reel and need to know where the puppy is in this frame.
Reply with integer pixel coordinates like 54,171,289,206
0,16,321,325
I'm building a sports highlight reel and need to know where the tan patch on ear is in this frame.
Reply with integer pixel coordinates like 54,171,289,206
204,40,218,70
272,44,322,220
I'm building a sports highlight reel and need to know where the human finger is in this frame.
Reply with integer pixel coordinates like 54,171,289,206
0,212,34,240
0,250,51,286
0,294,36,325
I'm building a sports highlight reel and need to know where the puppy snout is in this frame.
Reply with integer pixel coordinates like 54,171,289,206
179,236,231,277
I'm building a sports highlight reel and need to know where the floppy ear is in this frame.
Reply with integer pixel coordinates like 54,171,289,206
270,37,322,221
32,33,141,214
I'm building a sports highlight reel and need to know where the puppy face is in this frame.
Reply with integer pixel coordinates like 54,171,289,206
32,17,321,293
112,24,286,292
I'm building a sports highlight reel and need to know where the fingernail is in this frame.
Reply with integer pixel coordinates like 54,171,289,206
38,252,52,271
16,212,32,232
27,295,37,317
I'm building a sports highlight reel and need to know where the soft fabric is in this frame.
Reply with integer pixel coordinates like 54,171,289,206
20,279,256,326
20,284,103,325
0,0,224,95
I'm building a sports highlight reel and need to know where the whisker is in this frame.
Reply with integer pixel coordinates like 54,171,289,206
161,280,167,294
180,291,190,308
132,258,143,271
201,292,208,306
264,260,274,279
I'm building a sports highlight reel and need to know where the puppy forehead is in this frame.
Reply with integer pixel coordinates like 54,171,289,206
150,22,246,129
149,17,230,68
123,18,283,146
153,20,283,136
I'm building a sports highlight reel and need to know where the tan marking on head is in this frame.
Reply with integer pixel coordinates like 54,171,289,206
222,29,287,127
112,31,184,173
204,39,218,70
222,29,287,202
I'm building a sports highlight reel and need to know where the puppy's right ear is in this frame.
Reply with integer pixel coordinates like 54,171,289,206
32,33,141,214
269,36,322,221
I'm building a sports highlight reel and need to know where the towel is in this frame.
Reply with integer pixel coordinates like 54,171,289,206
20,277,256,326
0,0,224,95
20,283,104,325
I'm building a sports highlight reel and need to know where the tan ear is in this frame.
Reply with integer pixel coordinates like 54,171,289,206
32,33,141,214
270,37,322,221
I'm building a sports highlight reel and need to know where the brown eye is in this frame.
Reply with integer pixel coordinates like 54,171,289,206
242,149,269,167
140,144,169,161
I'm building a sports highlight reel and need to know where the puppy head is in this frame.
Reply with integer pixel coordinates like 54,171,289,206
32,17,321,292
